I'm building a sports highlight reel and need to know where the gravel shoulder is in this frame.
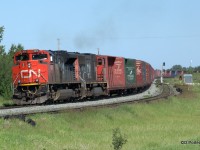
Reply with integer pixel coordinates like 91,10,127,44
0,81,162,117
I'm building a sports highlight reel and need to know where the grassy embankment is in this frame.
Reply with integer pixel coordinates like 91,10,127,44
0,75,200,149
0,96,13,106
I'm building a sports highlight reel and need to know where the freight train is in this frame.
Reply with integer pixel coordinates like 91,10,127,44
154,69,184,78
12,49,155,105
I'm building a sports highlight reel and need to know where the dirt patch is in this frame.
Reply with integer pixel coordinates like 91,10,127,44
174,84,197,99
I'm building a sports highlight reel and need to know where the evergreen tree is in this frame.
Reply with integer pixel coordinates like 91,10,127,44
0,26,6,97
0,26,24,99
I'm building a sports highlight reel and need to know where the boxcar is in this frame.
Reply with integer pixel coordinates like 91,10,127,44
163,70,171,78
177,70,184,76
150,65,154,82
136,60,143,87
96,55,126,93
124,58,136,88
142,61,147,85
154,69,161,78
145,63,150,85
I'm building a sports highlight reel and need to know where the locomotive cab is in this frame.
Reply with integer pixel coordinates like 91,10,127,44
12,49,50,105
96,57,106,81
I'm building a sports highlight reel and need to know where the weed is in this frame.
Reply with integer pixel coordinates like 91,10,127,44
112,128,127,150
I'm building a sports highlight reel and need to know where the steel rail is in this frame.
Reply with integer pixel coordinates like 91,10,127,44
0,83,173,117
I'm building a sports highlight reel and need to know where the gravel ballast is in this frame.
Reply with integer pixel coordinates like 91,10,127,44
0,82,161,117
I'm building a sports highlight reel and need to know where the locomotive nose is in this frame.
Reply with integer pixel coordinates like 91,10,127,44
27,62,31,68
12,50,50,105
13,51,49,86
18,61,39,84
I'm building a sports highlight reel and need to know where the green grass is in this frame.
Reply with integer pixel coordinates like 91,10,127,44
0,96,14,106
1,86,200,150
163,73,200,85
193,73,200,83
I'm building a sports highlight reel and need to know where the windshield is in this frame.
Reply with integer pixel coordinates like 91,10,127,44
16,54,29,61
32,54,48,60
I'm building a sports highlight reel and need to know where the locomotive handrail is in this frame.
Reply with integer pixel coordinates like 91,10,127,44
40,73,48,83
12,73,20,95
13,73,20,85
79,75,86,89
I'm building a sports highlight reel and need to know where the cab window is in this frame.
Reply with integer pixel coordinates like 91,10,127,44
98,59,102,65
98,58,105,65
32,54,48,60
16,54,29,61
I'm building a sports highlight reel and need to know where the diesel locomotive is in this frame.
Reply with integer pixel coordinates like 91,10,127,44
12,49,154,105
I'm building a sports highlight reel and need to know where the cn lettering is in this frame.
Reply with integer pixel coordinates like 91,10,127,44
20,69,41,78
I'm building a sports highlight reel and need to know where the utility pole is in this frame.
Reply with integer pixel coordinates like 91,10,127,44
161,62,165,84
57,38,60,50
97,48,100,55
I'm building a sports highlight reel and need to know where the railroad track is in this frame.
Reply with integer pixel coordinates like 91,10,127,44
0,83,174,117
135,83,173,103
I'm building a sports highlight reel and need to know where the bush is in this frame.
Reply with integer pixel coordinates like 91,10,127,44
112,128,127,150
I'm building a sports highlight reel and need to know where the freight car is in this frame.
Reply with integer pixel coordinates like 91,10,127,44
12,49,155,105
154,69,161,78
154,70,184,78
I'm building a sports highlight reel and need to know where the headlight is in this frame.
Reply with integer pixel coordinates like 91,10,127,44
35,79,39,83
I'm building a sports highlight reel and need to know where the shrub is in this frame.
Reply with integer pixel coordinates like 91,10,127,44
112,128,127,150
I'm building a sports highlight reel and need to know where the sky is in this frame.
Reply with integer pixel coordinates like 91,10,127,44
1,0,200,69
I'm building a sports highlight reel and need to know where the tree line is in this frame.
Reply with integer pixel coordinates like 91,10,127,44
168,65,200,73
0,26,23,99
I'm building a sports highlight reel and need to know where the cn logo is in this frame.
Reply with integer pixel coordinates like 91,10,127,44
20,69,41,79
